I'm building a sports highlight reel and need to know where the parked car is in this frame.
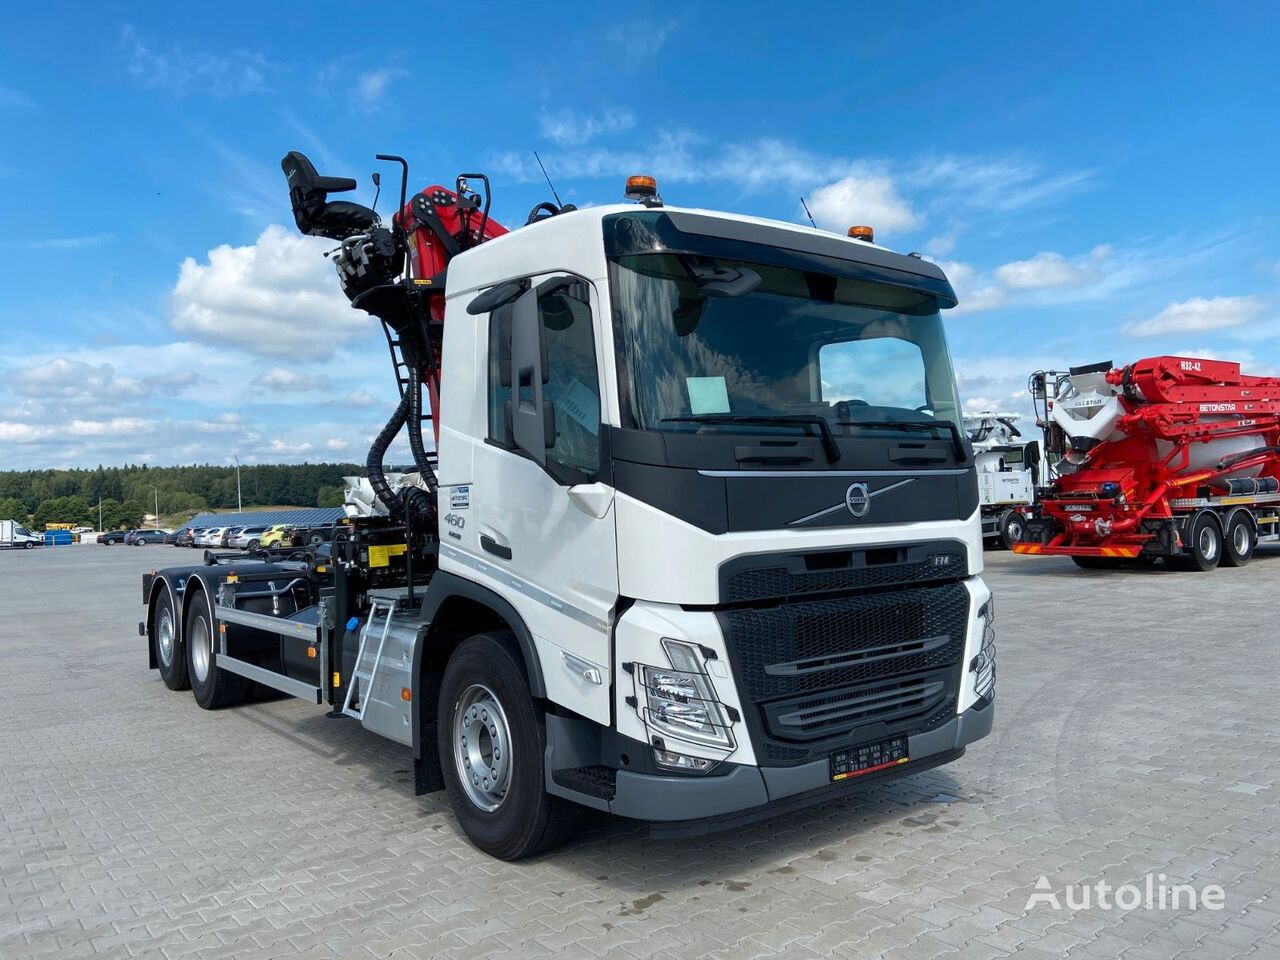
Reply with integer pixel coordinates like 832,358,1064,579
98,530,133,545
197,527,225,547
131,529,171,545
230,525,270,549
219,526,244,548
162,531,180,544
179,526,204,547
259,523,292,548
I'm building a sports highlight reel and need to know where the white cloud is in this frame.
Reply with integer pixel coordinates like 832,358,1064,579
253,366,330,391
171,224,363,358
119,25,272,98
994,251,1098,290
606,16,682,62
326,437,350,451
0,86,37,111
354,68,407,108
540,108,636,147
26,234,114,250
1125,296,1264,337
8,359,145,401
802,174,920,236
342,389,378,407
911,155,1096,213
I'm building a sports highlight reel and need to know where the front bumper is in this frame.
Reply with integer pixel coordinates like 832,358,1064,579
608,696,993,828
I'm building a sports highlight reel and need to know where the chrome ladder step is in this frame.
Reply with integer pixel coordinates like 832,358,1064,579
341,596,398,720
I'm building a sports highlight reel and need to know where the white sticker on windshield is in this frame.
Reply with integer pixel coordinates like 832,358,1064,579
559,378,600,434
687,376,730,414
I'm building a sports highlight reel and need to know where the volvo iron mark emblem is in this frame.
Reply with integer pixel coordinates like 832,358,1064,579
845,482,871,519
787,477,917,526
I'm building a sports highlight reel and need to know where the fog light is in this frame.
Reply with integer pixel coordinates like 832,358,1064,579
653,749,719,773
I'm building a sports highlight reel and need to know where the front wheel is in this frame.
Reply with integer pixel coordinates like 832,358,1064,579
246,539,260,550
23,541,34,550
1170,512,1222,572
437,632,574,860
185,589,248,709
998,510,1026,550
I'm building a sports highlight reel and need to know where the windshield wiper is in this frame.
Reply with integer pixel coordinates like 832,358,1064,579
835,419,969,460
662,414,842,463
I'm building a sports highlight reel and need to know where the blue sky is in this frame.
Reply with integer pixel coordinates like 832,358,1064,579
2,2,1278,468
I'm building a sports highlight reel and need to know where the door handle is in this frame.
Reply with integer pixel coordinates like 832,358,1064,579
481,535,512,560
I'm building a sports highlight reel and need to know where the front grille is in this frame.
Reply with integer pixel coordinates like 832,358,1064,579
720,543,968,604
717,581,969,765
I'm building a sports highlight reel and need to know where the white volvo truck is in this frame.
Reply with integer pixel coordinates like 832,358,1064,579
138,156,995,859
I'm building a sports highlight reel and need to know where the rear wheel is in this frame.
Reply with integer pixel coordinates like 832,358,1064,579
185,589,248,709
437,632,574,860
153,590,189,690
1170,512,1222,572
1222,511,1254,567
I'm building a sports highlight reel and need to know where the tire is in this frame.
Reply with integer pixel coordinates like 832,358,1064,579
1170,512,1222,572
247,539,260,550
309,533,324,546
437,632,575,860
998,510,1026,551
1222,511,1255,568
1071,556,1122,570
153,589,189,690
185,589,248,709
23,541,34,550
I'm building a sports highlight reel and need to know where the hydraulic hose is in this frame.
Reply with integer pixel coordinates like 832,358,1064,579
368,392,410,516
406,367,440,498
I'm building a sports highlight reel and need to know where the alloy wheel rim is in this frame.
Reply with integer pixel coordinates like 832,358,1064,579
452,683,512,812
157,609,175,667
190,615,212,682
1233,524,1249,555
1199,527,1218,561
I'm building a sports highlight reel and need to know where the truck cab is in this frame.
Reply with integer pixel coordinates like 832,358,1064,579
430,203,994,831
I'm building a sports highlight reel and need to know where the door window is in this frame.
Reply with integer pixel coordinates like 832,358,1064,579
540,289,600,478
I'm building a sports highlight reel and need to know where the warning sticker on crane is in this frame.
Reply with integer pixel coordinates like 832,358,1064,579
368,544,408,568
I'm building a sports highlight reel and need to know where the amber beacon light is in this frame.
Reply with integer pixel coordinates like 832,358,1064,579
848,225,875,242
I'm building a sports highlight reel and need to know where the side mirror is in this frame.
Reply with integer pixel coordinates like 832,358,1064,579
467,280,527,316
510,290,549,464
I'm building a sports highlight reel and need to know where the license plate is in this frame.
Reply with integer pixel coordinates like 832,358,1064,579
829,735,909,782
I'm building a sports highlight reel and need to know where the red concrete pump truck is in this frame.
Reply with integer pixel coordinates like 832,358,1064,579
1015,356,1280,570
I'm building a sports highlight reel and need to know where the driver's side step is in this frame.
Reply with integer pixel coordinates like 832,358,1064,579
552,765,617,801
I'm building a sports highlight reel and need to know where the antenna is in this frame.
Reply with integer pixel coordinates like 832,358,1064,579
371,171,381,217
800,196,817,228
533,151,564,208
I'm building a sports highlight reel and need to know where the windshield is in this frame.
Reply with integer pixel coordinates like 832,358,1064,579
609,253,964,442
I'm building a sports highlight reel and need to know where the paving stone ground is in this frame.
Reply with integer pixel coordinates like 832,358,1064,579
1,544,1278,959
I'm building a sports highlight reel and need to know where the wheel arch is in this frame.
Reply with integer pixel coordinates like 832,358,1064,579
409,571,548,795
1223,505,1256,536
145,575,180,669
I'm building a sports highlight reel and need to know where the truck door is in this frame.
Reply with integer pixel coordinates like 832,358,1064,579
462,274,617,725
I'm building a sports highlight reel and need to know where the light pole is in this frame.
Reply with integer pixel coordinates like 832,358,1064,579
233,455,243,512
149,484,159,529
98,496,103,532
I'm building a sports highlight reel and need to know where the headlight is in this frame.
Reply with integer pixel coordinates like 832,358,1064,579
971,597,996,701
635,640,735,750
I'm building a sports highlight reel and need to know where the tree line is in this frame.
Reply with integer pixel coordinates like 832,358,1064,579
0,463,363,529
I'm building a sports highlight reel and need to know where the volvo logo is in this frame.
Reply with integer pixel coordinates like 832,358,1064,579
787,477,918,526
845,482,871,519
